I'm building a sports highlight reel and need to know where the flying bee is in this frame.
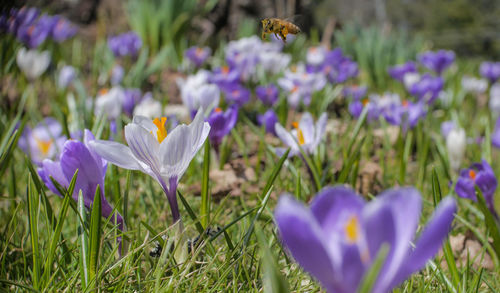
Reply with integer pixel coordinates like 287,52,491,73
261,18,301,44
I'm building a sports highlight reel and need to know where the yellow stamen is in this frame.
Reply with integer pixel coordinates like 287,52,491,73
34,137,53,156
344,216,359,243
292,121,305,145
152,117,168,143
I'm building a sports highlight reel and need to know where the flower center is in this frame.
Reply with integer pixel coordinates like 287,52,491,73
222,66,230,74
215,107,222,113
232,90,240,96
344,215,359,243
34,137,53,156
28,25,35,36
469,169,476,180
292,121,305,145
291,85,299,93
98,88,109,96
152,117,168,143
402,100,409,108
195,47,203,56
362,98,369,106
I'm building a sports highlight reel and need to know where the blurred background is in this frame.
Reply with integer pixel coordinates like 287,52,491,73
6,0,500,58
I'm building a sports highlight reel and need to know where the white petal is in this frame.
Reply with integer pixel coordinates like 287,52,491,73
89,140,142,170
159,124,191,179
133,115,157,133
275,123,298,151
124,123,161,174
300,113,315,144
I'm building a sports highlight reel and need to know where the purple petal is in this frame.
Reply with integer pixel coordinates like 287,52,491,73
275,195,337,290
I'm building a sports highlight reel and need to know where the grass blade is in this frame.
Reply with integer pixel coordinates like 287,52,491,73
26,174,40,290
89,185,102,286
200,141,211,229
78,191,89,288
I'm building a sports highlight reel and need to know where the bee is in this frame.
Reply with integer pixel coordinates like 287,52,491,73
261,18,301,43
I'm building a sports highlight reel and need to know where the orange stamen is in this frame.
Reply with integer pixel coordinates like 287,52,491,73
402,100,409,107
34,137,53,156
222,66,230,74
291,85,299,93
362,98,369,106
469,170,476,180
215,107,222,113
98,88,109,96
152,117,168,143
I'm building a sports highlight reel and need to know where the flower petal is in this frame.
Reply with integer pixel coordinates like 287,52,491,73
125,123,161,174
159,124,191,180
388,196,456,290
39,159,68,196
133,115,157,133
89,140,142,171
275,195,337,291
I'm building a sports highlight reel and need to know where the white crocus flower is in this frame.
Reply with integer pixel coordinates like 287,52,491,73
446,127,466,171
461,76,487,94
89,110,210,223
16,48,51,81
94,87,124,120
275,112,327,157
403,73,420,90
133,97,162,119
489,83,500,119
177,70,220,116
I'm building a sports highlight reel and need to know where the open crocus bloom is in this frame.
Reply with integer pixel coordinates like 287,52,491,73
274,112,327,157
19,117,67,165
89,110,210,223
39,129,124,232
16,47,51,81
275,186,456,293
455,160,498,215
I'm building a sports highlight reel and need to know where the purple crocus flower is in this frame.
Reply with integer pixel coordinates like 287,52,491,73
418,50,455,75
492,117,500,149
384,100,427,133
256,84,279,106
19,118,67,165
38,130,124,232
257,109,278,136
57,65,76,89
185,46,211,67
440,120,456,138
343,85,367,101
409,74,443,104
17,14,54,48
108,32,142,58
221,83,250,106
110,64,124,85
122,88,143,116
8,7,39,35
50,15,77,42
388,61,417,82
206,106,238,148
209,66,240,87
479,62,500,84
455,160,497,214
321,48,359,83
275,186,456,293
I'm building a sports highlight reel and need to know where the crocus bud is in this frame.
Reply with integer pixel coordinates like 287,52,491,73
446,127,466,171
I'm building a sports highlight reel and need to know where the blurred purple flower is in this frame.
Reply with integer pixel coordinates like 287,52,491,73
110,64,124,85
440,120,456,138
221,83,250,106
19,118,67,165
7,7,39,35
256,84,279,106
185,46,211,67
306,46,328,69
225,36,261,81
455,160,497,214
384,100,427,132
388,61,417,82
321,48,358,83
278,64,326,108
38,129,124,232
108,32,142,58
50,15,77,42
409,74,443,104
492,117,500,149
275,186,456,293
479,61,500,84
210,66,240,87
122,88,143,116
57,65,76,89
343,85,367,101
418,50,455,75
206,106,238,149
17,14,54,48
257,109,278,136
